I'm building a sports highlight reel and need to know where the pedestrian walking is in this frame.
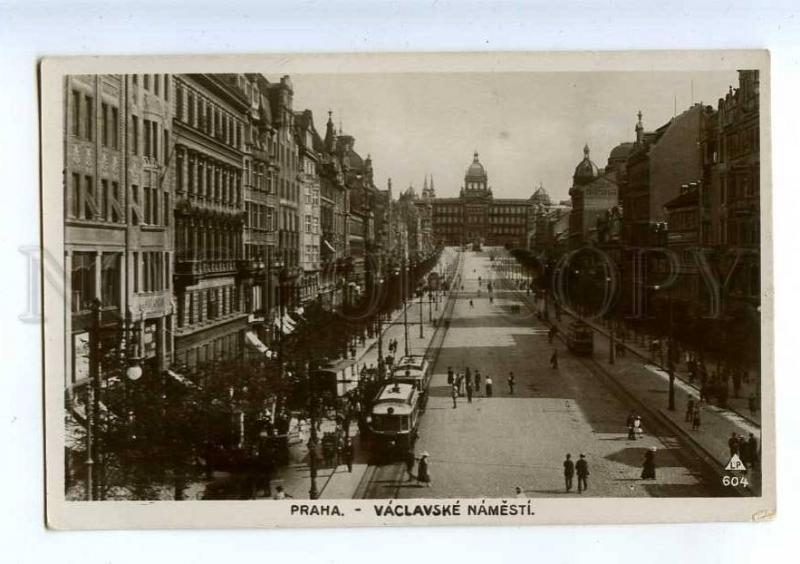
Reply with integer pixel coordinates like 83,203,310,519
466,378,473,403
485,375,494,397
748,392,758,415
474,370,481,394
633,414,643,437
733,370,742,398
507,372,516,395
685,397,695,423
576,454,589,494
548,326,556,344
405,448,416,481
469,299,474,308
550,349,559,369
451,383,458,408
700,382,710,403
447,366,454,386
417,452,432,487
563,454,575,492
626,412,637,440
641,448,657,480
728,432,740,457
515,486,527,499
341,438,354,473
747,433,759,469
692,405,702,431
465,367,471,391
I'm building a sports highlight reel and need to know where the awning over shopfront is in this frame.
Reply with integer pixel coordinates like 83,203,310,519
166,369,196,388
245,331,275,358
273,314,296,335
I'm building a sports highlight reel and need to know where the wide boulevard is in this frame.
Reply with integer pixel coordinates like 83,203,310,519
360,249,725,499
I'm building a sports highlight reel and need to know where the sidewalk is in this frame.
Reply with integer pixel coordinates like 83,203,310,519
266,249,463,500
497,268,762,494
588,318,761,428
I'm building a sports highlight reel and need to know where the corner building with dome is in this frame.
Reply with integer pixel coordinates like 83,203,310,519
424,151,541,248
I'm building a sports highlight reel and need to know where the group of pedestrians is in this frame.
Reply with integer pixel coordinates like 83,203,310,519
446,366,523,407
563,453,590,493
728,431,760,469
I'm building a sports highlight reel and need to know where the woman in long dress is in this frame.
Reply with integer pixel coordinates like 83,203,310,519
417,452,432,487
641,448,656,480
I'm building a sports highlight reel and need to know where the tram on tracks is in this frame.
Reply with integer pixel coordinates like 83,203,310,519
391,355,432,406
366,381,421,452
566,320,594,356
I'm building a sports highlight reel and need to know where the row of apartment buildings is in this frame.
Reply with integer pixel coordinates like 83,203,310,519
63,73,436,391
528,70,760,337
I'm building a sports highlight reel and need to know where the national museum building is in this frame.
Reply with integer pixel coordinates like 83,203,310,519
427,151,537,249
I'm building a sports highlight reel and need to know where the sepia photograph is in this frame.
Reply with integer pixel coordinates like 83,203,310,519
40,51,773,528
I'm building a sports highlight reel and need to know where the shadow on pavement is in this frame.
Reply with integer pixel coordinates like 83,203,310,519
604,447,687,468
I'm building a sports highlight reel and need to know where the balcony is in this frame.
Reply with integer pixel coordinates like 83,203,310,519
175,258,239,286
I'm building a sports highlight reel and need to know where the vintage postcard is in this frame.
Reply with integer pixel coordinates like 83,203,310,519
40,51,774,529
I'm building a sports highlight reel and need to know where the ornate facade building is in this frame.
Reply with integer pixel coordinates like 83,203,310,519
429,151,535,249
172,74,249,367
64,73,175,389
568,144,620,249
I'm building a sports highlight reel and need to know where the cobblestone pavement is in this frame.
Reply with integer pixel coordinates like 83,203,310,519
364,250,722,499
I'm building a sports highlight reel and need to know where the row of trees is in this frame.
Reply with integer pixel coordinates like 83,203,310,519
66,248,445,500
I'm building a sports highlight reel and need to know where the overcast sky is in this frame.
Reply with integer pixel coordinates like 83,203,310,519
290,71,738,203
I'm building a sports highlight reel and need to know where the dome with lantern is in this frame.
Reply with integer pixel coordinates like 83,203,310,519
573,143,600,186
465,150,487,181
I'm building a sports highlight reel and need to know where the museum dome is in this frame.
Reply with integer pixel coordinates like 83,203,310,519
465,151,487,180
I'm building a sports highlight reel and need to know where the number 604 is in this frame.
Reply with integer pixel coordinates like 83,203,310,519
722,476,749,487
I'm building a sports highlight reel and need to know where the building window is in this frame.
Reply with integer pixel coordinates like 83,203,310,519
143,74,150,91
176,151,184,192
101,253,120,308
187,91,195,125
164,192,170,227
99,179,108,220
111,181,121,223
71,90,80,136
84,176,94,220
70,173,81,218
144,120,151,157
164,74,169,101
111,107,119,150
101,103,108,146
71,252,96,313
131,184,140,225
132,115,139,155
84,95,93,141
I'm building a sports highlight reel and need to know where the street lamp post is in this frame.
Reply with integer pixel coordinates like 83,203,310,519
419,289,424,339
85,298,143,501
403,261,410,357
304,360,320,499
654,284,676,411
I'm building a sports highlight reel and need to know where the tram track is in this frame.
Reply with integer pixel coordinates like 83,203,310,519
357,250,465,499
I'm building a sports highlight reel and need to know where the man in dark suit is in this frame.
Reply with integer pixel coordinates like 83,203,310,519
576,454,589,493
563,454,575,492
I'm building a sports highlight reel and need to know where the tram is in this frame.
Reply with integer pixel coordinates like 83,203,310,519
366,381,421,452
566,321,594,356
391,355,432,405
